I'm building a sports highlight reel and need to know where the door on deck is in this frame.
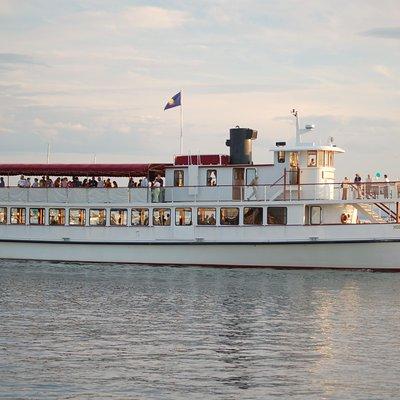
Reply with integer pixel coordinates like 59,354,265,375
289,152,299,185
232,168,245,201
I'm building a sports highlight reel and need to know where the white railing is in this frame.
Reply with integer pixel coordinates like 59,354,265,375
0,181,399,204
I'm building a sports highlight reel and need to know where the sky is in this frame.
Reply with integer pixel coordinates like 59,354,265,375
0,0,399,179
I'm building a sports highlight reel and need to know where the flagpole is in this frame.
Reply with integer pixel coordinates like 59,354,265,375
179,89,183,154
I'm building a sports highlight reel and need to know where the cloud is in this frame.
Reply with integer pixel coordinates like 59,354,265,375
373,65,394,79
121,6,189,29
361,27,400,39
0,53,39,65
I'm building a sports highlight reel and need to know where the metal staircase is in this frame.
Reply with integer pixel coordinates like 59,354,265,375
355,203,389,223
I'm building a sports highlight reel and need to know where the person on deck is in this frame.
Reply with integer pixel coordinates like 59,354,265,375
247,176,259,201
97,177,104,188
0,177,4,188
383,174,389,199
341,177,350,200
354,173,362,199
141,177,149,188
32,178,39,188
17,175,27,188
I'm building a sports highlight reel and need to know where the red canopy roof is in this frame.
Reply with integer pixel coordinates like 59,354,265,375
0,163,170,177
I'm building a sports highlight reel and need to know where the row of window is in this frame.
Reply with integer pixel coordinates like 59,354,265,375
0,206,287,226
173,168,258,187
277,150,334,168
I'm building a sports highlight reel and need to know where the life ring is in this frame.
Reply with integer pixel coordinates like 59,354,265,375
340,213,348,224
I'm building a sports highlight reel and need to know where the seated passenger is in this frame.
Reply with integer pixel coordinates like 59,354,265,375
141,177,149,188
112,181,118,188
31,178,39,188
39,176,46,188
46,176,53,188
89,177,98,187
105,178,112,188
97,177,104,188
0,177,4,188
61,177,68,188
17,175,27,188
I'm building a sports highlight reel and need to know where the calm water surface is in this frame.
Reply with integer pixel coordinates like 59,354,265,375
0,260,400,399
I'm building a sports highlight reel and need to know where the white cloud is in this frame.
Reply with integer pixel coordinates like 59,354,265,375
373,65,395,79
121,6,189,29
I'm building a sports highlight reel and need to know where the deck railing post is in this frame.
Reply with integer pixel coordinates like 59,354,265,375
283,168,286,201
297,167,300,200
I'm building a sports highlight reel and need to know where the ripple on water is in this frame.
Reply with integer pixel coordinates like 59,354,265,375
0,260,400,399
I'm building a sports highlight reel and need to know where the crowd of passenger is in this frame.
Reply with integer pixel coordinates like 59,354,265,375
341,173,393,200
0,174,164,189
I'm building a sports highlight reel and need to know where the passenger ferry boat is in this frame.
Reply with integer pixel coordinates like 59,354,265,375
0,112,399,269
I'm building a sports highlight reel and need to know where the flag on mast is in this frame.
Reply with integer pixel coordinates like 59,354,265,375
164,92,181,110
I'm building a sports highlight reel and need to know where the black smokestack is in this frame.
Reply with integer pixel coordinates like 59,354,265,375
225,126,257,164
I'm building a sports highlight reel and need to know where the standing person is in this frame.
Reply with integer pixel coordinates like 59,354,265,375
365,174,372,198
152,179,161,202
247,175,259,201
155,174,164,202
341,177,350,200
354,173,362,199
0,177,4,188
383,174,389,199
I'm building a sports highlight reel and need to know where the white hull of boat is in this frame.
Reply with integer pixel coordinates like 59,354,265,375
1,239,399,269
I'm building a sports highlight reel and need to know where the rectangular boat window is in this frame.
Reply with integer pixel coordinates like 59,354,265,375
11,208,25,225
243,207,263,225
131,208,149,226
220,207,239,225
307,150,317,167
175,208,192,226
328,151,334,167
310,206,322,225
110,209,128,226
69,209,86,226
0,207,7,224
289,152,298,168
278,151,285,163
49,208,65,225
197,208,216,225
29,208,45,225
174,170,184,187
206,170,217,186
246,168,257,185
153,208,171,226
89,209,106,226
267,207,287,225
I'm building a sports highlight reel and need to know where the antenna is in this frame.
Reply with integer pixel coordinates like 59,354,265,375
292,109,315,145
291,109,300,145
